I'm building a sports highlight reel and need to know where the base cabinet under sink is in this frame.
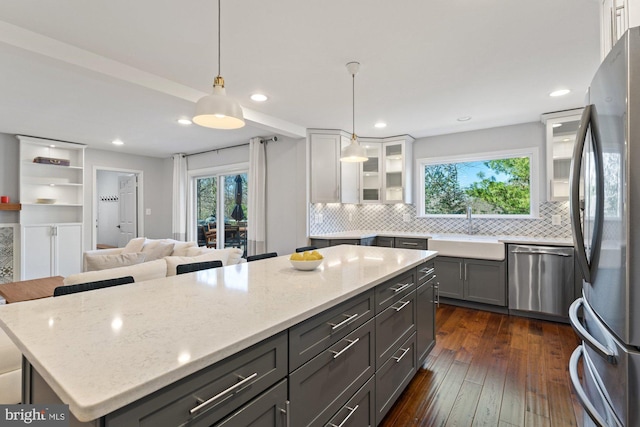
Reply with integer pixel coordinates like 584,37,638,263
434,256,506,306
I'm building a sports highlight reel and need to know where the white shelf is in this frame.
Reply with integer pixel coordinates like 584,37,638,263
23,203,83,207
23,161,83,170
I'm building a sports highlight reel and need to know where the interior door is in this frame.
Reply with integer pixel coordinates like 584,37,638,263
118,175,138,247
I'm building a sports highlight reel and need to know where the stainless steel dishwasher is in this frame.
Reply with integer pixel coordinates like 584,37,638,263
508,244,574,318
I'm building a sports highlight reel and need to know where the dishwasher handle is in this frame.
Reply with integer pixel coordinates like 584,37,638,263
510,249,572,257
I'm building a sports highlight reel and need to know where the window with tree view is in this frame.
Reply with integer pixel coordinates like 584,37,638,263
421,152,534,216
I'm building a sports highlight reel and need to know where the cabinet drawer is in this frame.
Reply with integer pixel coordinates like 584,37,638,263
289,319,375,427
375,333,417,425
375,290,416,367
106,332,287,427
417,262,436,286
324,376,375,427
375,270,416,313
394,237,427,250
289,290,374,370
214,379,288,426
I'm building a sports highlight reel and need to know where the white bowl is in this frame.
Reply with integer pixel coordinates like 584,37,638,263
36,198,56,204
290,259,323,271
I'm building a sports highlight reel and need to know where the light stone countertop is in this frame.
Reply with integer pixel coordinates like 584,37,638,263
309,230,573,247
0,245,436,422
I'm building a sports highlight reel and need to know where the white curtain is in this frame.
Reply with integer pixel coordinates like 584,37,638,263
172,153,188,241
248,138,266,256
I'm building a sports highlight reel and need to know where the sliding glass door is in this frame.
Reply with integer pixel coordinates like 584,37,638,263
192,170,248,257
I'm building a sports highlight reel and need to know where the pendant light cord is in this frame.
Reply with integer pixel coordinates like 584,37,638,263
217,0,221,77
352,72,355,136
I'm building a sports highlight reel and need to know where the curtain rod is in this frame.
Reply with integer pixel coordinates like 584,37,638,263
185,136,278,157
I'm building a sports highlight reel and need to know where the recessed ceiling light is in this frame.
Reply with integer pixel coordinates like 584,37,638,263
250,93,268,102
550,89,570,97
177,118,192,125
112,139,124,146
552,123,562,128
563,138,571,142
49,144,56,148
374,122,387,129
457,116,472,122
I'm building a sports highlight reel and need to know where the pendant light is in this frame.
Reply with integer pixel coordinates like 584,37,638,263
193,0,245,129
340,61,368,162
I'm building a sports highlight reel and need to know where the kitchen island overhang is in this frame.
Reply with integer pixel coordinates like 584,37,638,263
0,245,437,423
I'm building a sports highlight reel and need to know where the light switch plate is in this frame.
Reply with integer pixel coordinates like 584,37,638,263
146,208,151,215
552,214,561,225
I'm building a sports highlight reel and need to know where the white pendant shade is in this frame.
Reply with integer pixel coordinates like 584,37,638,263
194,84,245,129
340,134,368,162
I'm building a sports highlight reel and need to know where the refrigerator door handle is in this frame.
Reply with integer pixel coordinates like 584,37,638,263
569,345,623,427
569,104,605,284
569,298,617,364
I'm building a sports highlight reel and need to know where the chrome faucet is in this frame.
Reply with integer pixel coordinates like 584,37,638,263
466,206,474,234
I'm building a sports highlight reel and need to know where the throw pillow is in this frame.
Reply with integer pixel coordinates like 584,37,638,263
164,251,229,276
184,247,243,265
141,241,175,261
85,252,147,272
170,241,197,256
121,237,146,254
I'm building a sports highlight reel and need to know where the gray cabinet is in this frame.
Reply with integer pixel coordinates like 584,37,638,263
375,333,417,424
394,237,427,250
325,377,375,427
310,237,375,248
434,256,506,306
416,262,436,366
375,270,416,314
289,290,374,370
102,332,287,426
289,319,375,427
375,236,394,247
375,289,416,368
214,380,288,427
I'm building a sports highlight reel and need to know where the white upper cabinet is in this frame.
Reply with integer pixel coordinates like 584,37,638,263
359,142,382,203
309,130,359,204
601,0,640,58
541,109,584,201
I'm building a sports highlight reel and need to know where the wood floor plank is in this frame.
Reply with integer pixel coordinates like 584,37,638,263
472,353,508,426
525,333,550,418
499,347,527,426
420,360,470,427
464,312,504,385
445,380,483,427
525,411,551,427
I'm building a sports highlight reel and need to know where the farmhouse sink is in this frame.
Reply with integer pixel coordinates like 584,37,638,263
428,235,505,260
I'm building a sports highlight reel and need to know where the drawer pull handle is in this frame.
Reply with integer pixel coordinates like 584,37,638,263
419,273,436,283
327,404,360,427
328,313,359,331
392,347,411,363
190,372,258,415
330,338,360,359
419,267,435,276
390,282,412,293
401,242,419,246
434,284,440,307
392,300,411,312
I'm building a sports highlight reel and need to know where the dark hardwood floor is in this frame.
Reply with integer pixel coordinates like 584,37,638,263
380,304,584,427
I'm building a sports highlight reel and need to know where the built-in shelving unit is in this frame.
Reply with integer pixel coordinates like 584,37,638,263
0,204,21,211
18,136,85,279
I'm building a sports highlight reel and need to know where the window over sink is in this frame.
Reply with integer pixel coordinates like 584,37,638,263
417,148,539,218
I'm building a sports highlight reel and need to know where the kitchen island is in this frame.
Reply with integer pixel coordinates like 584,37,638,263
0,245,437,426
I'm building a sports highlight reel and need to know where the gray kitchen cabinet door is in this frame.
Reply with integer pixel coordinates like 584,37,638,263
433,256,464,299
464,258,506,306
394,237,427,250
375,269,416,314
214,380,288,427
416,281,435,366
324,376,375,427
375,332,417,425
289,290,374,371
375,236,395,247
375,290,417,368
309,238,330,248
289,320,375,427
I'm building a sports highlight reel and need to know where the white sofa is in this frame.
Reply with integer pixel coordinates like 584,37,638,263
0,239,244,403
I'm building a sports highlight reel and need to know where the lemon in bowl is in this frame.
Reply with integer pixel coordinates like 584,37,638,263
289,250,324,271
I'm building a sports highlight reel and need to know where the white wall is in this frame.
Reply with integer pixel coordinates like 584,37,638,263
96,170,136,247
84,148,173,250
412,121,547,201
0,134,19,224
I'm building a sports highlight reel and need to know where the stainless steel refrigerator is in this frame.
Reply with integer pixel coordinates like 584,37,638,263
568,27,640,427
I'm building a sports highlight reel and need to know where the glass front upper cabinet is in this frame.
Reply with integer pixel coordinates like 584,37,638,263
542,109,584,201
360,144,381,203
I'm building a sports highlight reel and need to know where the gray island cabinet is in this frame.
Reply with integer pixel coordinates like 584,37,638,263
1,246,437,427
434,256,506,307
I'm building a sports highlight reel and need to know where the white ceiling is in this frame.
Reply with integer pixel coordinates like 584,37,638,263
0,0,601,158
